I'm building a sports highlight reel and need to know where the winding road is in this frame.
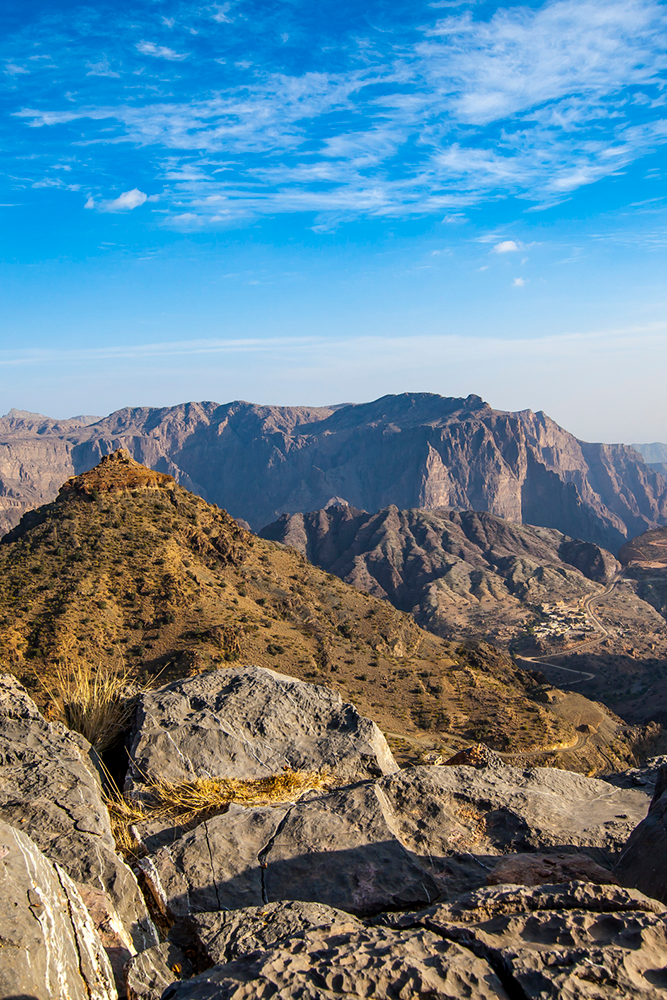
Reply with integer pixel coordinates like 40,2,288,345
514,572,624,687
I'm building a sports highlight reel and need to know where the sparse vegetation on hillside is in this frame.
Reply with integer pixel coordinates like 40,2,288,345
0,450,642,770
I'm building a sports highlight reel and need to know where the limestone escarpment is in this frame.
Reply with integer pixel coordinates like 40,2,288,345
0,394,664,550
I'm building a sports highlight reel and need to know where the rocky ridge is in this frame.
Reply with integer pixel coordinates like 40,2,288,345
259,503,621,644
0,394,664,550
2,664,667,1000
0,448,639,769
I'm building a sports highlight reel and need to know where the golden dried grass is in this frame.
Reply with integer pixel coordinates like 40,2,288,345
44,658,139,753
104,769,332,860
146,769,332,821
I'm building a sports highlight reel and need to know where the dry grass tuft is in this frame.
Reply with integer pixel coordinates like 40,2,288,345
104,769,332,860
44,658,140,753
146,769,332,822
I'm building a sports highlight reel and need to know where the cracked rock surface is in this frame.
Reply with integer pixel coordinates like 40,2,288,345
126,665,398,793
139,783,438,922
0,817,116,1000
0,672,157,983
383,881,667,999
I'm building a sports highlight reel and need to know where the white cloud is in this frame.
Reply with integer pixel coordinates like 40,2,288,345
211,3,234,23
13,0,667,223
5,63,29,75
493,240,520,253
135,41,188,61
513,277,527,286
86,57,120,78
88,188,148,212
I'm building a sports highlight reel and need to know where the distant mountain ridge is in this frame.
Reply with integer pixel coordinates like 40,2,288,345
0,393,664,551
260,504,621,644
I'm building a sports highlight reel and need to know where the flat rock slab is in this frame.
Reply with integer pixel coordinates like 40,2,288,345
187,900,361,966
127,665,398,792
0,817,116,1000
139,783,439,922
385,882,667,999
379,763,650,856
486,851,619,887
160,916,510,1000
0,672,157,975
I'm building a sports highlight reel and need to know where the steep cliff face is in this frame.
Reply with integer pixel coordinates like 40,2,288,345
0,394,664,550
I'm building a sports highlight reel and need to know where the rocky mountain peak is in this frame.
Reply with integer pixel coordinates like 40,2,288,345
58,448,175,499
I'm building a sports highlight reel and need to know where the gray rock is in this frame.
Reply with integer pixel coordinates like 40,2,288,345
0,817,116,1000
139,783,439,923
616,770,667,904
187,900,361,966
384,881,667,999
0,672,158,981
139,804,288,919
379,763,650,856
159,916,510,1000
125,942,193,1000
127,666,398,794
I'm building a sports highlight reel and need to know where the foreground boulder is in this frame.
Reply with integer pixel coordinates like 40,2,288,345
386,882,667,999
139,782,439,922
0,673,157,982
161,912,510,1000
617,764,667,903
127,666,398,793
0,818,116,1000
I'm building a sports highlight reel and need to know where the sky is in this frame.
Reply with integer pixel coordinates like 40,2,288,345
2,0,667,442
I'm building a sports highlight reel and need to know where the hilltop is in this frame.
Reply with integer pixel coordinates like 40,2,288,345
0,393,664,550
0,450,643,772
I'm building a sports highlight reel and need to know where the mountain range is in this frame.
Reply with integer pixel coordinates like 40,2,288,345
259,504,620,644
0,394,665,551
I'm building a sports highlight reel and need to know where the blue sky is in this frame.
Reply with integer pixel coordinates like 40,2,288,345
2,0,667,441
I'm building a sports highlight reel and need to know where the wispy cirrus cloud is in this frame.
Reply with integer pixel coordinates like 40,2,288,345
135,41,189,61
6,0,667,227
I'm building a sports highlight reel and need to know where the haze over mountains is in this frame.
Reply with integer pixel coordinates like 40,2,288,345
0,393,665,551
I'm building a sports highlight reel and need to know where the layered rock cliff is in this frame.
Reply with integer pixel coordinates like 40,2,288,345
0,394,664,550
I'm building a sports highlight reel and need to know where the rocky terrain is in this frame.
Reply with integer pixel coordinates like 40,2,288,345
259,503,620,644
0,394,665,550
261,503,667,737
0,449,647,772
2,663,667,999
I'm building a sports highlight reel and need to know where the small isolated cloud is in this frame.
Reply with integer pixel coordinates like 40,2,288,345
442,213,467,224
86,57,119,78
513,277,527,287
169,212,201,226
135,41,188,61
4,63,29,75
107,188,147,210
493,240,520,253
87,189,148,212
211,3,233,22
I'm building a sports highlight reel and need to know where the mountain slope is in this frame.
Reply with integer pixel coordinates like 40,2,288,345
0,450,640,772
259,504,621,645
0,395,664,550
